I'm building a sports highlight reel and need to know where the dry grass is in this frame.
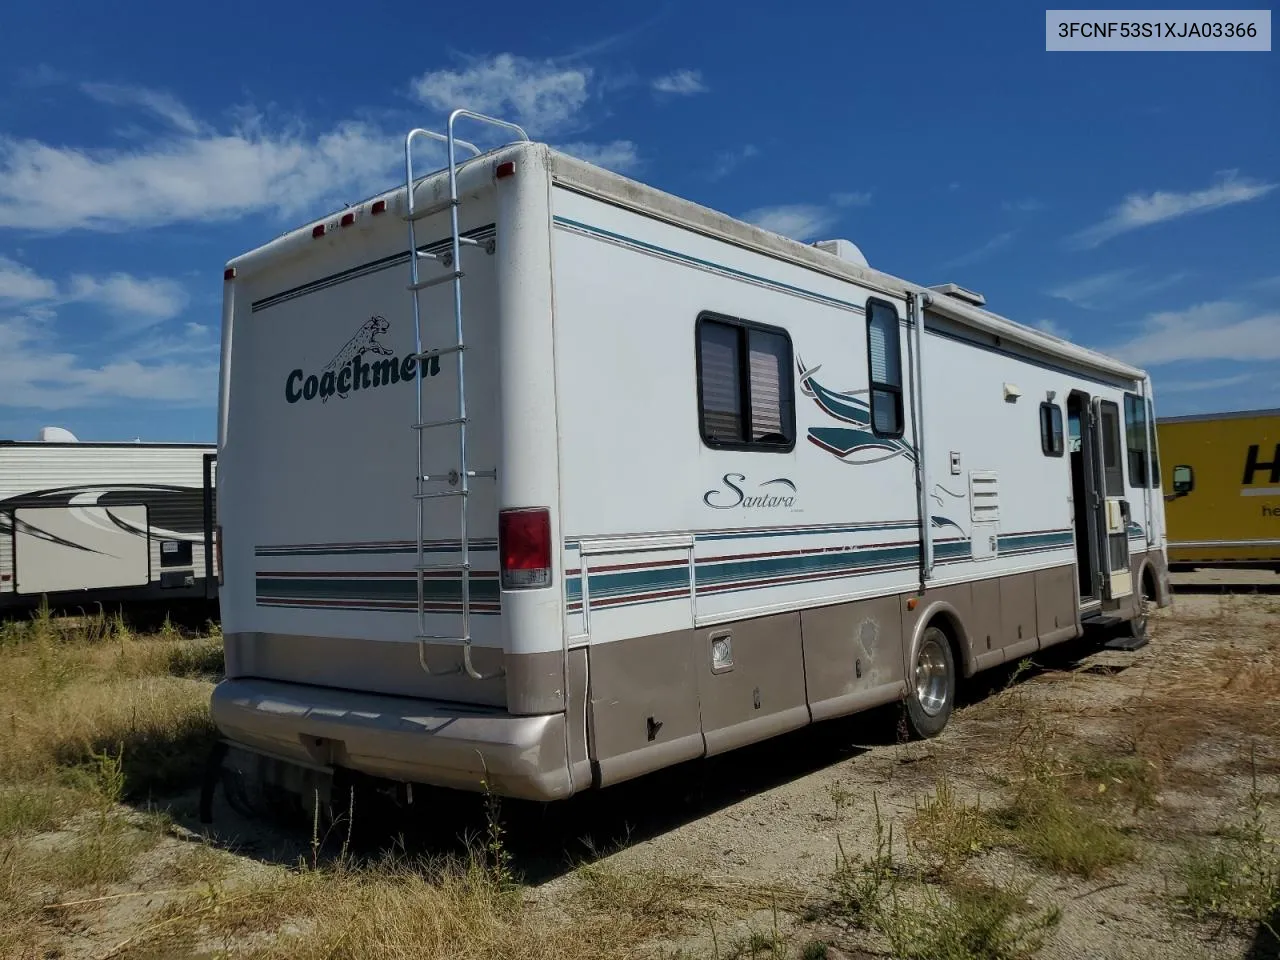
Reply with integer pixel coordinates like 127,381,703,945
0,607,223,956
909,777,993,880
822,797,1060,960
0,605,221,803
2,594,1278,960
1174,754,1280,943
119,852,642,960
573,860,809,947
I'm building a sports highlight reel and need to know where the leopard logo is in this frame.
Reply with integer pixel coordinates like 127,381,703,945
322,315,394,402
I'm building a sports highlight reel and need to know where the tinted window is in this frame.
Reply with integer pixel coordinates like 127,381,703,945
697,315,795,450
866,299,904,438
1124,393,1155,487
1040,403,1064,457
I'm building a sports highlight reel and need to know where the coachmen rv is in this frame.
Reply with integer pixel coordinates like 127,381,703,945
211,110,1169,805
0,432,218,612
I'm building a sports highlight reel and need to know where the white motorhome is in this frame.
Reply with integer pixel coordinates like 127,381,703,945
0,432,218,612
211,111,1168,805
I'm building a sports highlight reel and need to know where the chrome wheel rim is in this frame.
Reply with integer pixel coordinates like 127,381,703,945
914,632,950,717
1135,587,1151,633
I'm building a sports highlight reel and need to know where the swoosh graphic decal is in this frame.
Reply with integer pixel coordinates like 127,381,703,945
7,515,112,556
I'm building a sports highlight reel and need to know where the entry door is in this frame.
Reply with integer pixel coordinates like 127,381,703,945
1092,399,1133,600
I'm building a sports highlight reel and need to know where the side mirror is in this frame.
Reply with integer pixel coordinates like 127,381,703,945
1171,464,1194,497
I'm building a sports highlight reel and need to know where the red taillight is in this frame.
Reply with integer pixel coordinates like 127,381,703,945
495,160,516,179
311,224,326,238
340,211,355,227
371,199,387,215
499,508,551,589
223,267,236,281
214,525,223,586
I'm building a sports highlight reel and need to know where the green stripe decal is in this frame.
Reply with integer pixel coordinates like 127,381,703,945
256,573,500,611
257,530,1077,613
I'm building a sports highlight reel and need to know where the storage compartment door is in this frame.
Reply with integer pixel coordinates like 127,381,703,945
14,505,150,594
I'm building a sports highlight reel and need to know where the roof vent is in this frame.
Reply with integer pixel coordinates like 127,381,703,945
38,426,79,442
812,238,869,268
927,283,986,307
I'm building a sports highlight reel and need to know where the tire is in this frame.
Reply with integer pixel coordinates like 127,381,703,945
905,625,956,739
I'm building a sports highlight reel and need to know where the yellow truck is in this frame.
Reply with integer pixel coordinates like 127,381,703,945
1157,408,1280,570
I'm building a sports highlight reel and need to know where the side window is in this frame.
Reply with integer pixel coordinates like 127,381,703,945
1124,393,1152,487
1039,402,1064,457
1099,400,1124,497
696,313,795,451
1148,398,1160,487
866,299,904,438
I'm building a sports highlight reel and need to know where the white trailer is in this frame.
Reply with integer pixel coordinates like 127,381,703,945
0,435,218,612
211,111,1168,804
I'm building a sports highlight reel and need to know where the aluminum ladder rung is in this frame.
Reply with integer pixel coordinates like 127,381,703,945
420,469,495,482
413,489,468,501
413,416,467,430
415,561,470,572
403,197,457,222
416,237,481,261
411,344,464,362
416,635,472,644
408,270,463,292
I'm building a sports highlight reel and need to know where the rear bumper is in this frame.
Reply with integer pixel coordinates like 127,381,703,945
210,678,574,801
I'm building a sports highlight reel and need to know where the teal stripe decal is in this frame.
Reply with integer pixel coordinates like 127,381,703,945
256,573,501,613
256,540,497,558
565,531,1070,611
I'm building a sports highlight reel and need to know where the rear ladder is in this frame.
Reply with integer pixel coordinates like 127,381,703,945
404,110,529,680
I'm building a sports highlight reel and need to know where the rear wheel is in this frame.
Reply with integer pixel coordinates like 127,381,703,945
905,626,956,739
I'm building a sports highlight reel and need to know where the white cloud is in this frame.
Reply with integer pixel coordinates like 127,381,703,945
1070,171,1277,248
940,230,1017,270
554,140,641,173
411,54,592,135
1047,270,1131,309
66,273,188,326
80,83,202,135
832,191,872,208
16,64,65,88
740,204,838,241
651,69,707,95
1157,372,1255,393
710,144,758,180
0,114,398,232
1103,301,1280,366
1002,198,1044,213
1048,269,1187,309
0,313,216,410
0,256,57,302
1032,318,1071,340
0,255,187,330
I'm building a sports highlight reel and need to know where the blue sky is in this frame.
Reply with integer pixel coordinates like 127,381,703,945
0,1,1275,441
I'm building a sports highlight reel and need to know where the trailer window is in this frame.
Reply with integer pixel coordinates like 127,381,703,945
866,299,903,438
1124,393,1154,487
696,313,795,451
1039,402,1064,457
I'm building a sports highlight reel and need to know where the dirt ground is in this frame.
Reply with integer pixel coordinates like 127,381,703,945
2,585,1277,959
